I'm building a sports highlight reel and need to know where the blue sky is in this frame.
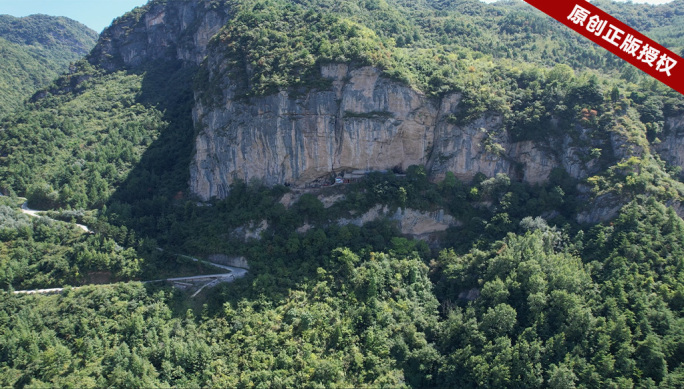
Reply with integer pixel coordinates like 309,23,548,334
0,0,149,33
0,0,676,34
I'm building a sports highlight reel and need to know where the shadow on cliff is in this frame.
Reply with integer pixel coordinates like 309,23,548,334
105,59,199,245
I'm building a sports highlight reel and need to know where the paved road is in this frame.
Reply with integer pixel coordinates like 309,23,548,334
13,288,66,295
11,218,249,295
13,262,248,295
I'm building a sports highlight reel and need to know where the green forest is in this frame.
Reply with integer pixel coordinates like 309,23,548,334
0,15,97,117
1,0,684,387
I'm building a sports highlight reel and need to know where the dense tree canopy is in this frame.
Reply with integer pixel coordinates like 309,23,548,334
0,15,97,117
435,199,684,387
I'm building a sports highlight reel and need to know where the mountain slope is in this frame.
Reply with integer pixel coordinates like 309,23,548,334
0,14,98,117
2,1,684,387
0,0,681,229
188,0,684,207
0,0,681,248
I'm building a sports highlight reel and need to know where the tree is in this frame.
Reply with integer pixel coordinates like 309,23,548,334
480,303,517,337
635,335,667,383
611,85,620,102
398,186,407,209
547,64,574,84
27,182,59,209
547,363,577,389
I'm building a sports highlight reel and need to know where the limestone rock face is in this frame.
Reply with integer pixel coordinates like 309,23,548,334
428,115,564,184
576,193,625,224
654,115,684,172
190,60,602,200
191,64,437,200
391,208,460,237
88,1,230,70
337,204,460,240
428,113,511,182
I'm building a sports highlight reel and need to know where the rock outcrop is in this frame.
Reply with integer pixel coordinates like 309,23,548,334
88,1,230,70
231,220,268,241
576,193,625,224
338,204,459,240
191,64,436,199
654,115,684,173
190,61,596,200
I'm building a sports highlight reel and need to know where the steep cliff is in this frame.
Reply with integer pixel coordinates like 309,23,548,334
88,0,231,70
191,64,438,199
428,97,598,184
190,61,600,200
654,114,684,174
337,204,459,240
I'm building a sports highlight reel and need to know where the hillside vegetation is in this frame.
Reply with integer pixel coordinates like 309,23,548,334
0,14,97,117
1,0,684,387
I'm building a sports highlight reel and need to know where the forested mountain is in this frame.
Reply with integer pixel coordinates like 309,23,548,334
0,14,98,117
1,0,684,387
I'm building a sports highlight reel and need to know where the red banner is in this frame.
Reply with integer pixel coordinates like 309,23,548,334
523,0,684,96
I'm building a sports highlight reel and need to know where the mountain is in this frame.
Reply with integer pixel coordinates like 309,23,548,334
81,0,684,220
2,0,684,387
0,14,98,117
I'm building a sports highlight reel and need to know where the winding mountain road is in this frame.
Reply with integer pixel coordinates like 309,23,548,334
13,253,249,295
12,204,249,295
21,202,90,232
